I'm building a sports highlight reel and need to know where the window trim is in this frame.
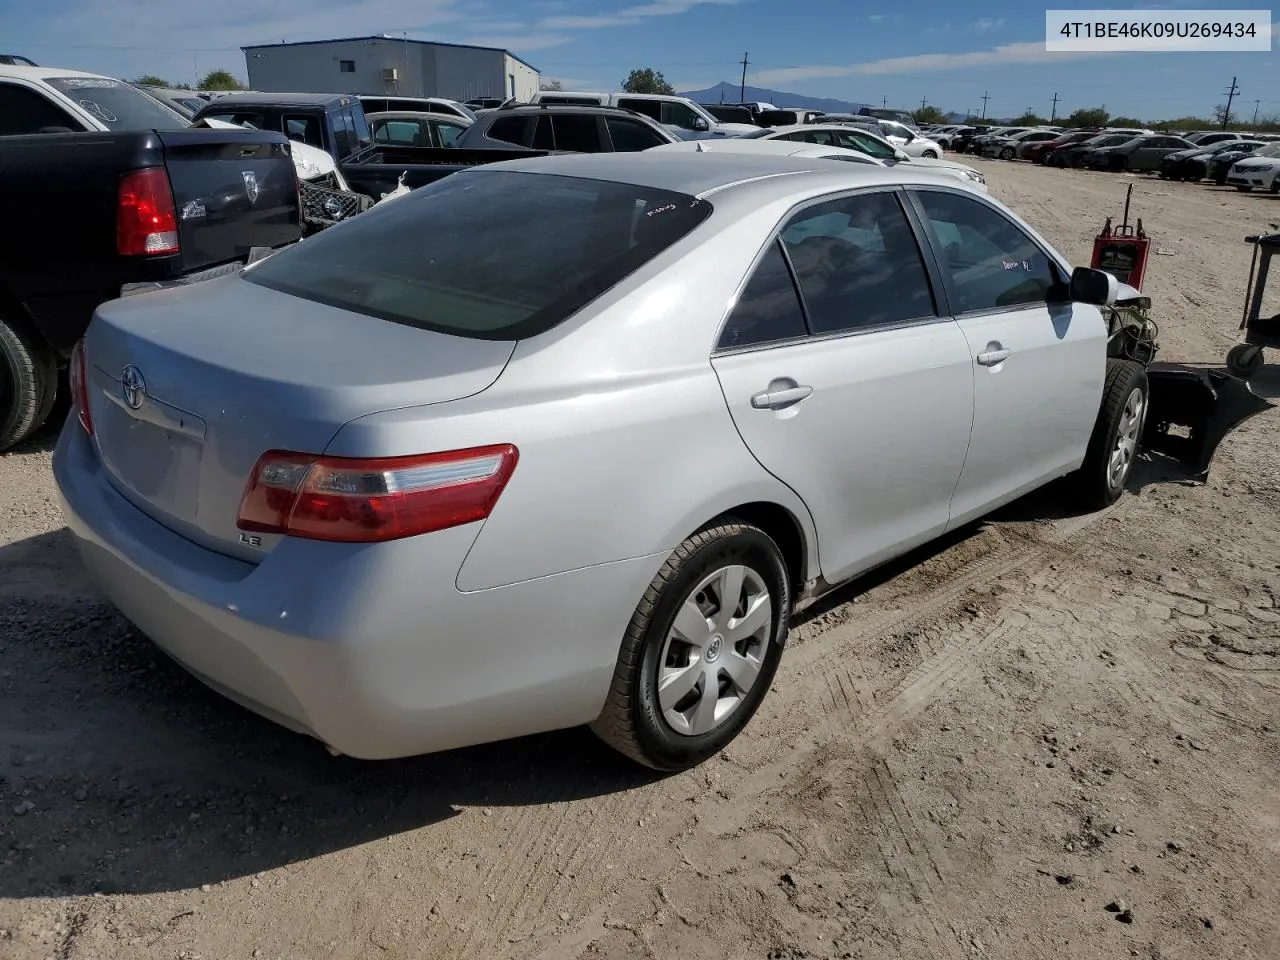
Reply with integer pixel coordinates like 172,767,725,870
712,185,949,357
902,184,1071,321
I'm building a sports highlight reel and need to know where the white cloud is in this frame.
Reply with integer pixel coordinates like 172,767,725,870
463,32,577,50
538,0,741,30
973,17,1005,32
751,40,1118,86
867,14,886,22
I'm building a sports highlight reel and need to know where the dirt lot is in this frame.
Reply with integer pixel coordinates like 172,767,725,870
3,161,1280,960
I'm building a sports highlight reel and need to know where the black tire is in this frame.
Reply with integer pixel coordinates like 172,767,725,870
999,147,1015,161
591,519,790,771
0,314,57,452
1236,185,1253,192
1109,155,1128,172
921,149,939,159
1068,359,1149,511
1226,343,1265,380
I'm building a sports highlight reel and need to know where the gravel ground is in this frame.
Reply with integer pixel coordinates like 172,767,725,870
3,160,1280,960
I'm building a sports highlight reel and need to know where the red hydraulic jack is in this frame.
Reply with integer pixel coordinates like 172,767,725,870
1090,183,1151,290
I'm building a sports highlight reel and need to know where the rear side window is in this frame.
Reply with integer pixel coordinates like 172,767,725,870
487,115,530,146
284,113,323,148
781,192,935,335
0,82,81,135
606,117,667,151
616,98,661,122
552,114,600,152
245,171,713,340
718,240,808,350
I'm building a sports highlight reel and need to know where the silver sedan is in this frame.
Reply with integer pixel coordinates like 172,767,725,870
54,153,1144,770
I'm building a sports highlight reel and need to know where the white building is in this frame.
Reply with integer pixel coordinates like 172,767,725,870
242,35,540,103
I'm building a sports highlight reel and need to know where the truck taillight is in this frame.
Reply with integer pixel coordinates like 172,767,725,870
116,167,180,256
69,339,93,436
237,445,519,543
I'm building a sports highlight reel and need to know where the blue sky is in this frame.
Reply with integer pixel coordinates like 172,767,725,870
2,0,1276,120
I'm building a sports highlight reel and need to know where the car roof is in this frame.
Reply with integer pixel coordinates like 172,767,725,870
198,92,354,107
492,103,646,117
0,64,120,81
366,111,472,123
647,139,883,164
480,151,968,200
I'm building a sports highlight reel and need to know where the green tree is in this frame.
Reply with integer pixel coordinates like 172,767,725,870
134,74,171,87
1012,112,1047,126
1066,106,1109,128
914,105,946,124
621,68,674,95
1109,116,1143,128
539,78,563,91
198,70,245,91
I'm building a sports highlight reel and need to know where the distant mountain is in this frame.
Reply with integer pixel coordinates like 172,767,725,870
679,81,870,114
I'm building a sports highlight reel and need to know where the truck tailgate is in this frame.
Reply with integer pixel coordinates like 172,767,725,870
156,129,300,273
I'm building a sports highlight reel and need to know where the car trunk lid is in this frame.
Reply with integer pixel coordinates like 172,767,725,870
83,274,515,561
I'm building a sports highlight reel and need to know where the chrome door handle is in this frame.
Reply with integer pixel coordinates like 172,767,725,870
750,384,814,409
976,348,1011,366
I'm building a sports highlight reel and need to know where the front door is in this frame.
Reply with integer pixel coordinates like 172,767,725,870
711,190,975,585
908,188,1108,527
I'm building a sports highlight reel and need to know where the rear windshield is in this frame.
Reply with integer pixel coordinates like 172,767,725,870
244,170,712,340
46,77,188,131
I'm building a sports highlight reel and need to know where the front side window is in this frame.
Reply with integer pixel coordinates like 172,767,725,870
0,82,82,135
436,121,466,147
913,190,1059,314
616,98,661,122
780,191,936,335
606,116,667,151
660,101,699,130
718,240,809,350
831,129,896,159
782,129,834,146
284,113,324,148
245,171,712,340
487,115,531,146
551,114,600,152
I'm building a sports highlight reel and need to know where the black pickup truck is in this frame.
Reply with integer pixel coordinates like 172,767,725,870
189,94,556,199
0,124,300,449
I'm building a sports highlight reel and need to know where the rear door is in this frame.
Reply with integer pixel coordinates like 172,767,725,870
156,129,301,270
711,189,975,585
907,187,1107,526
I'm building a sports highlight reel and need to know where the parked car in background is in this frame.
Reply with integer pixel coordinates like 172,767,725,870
459,103,678,152
1227,152,1280,192
1160,139,1263,181
1084,134,1195,171
856,105,918,127
1024,130,1100,164
137,85,209,117
1209,140,1278,184
357,95,475,121
872,119,943,157
1048,133,1139,167
736,124,987,189
983,129,1060,160
191,93,372,165
1183,131,1243,147
702,104,756,125
648,138,883,165
527,90,759,138
949,125,996,153
0,63,300,450
368,110,471,148
966,127,1033,155
463,96,505,110
756,107,826,127
54,150,1141,772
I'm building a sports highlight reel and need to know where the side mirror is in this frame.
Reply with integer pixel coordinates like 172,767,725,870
894,149,910,162
693,116,710,132
1069,266,1118,306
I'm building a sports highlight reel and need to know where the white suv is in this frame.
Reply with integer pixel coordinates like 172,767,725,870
528,91,758,139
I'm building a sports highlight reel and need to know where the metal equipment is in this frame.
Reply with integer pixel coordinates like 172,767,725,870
1090,183,1151,291
1225,229,1280,379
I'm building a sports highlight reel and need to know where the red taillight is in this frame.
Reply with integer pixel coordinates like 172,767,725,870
69,339,93,436
116,167,180,256
237,445,519,543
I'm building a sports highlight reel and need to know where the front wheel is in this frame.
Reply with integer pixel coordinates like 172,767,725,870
1067,359,1149,510
921,149,939,159
591,520,790,771
999,147,1015,160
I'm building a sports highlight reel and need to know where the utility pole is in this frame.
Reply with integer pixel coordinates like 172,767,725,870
882,95,887,108
980,90,990,119
920,96,927,112
1252,99,1261,125
1050,91,1060,123
739,52,749,104
1223,75,1239,129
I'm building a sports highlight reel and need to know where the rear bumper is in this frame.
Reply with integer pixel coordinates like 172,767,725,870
119,250,285,299
53,421,659,759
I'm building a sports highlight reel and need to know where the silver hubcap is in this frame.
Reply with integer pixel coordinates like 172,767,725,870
657,564,772,737
1108,387,1146,490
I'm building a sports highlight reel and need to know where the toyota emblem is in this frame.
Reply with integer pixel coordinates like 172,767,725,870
121,365,146,410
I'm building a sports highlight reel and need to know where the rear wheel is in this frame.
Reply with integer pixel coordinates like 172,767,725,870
591,519,789,771
1227,343,1265,380
1068,359,1149,510
0,314,57,452
999,147,1015,160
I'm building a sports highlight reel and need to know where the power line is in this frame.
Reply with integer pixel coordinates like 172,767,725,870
1218,75,1239,129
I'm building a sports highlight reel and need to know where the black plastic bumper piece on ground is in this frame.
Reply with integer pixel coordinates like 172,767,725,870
1142,363,1274,480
